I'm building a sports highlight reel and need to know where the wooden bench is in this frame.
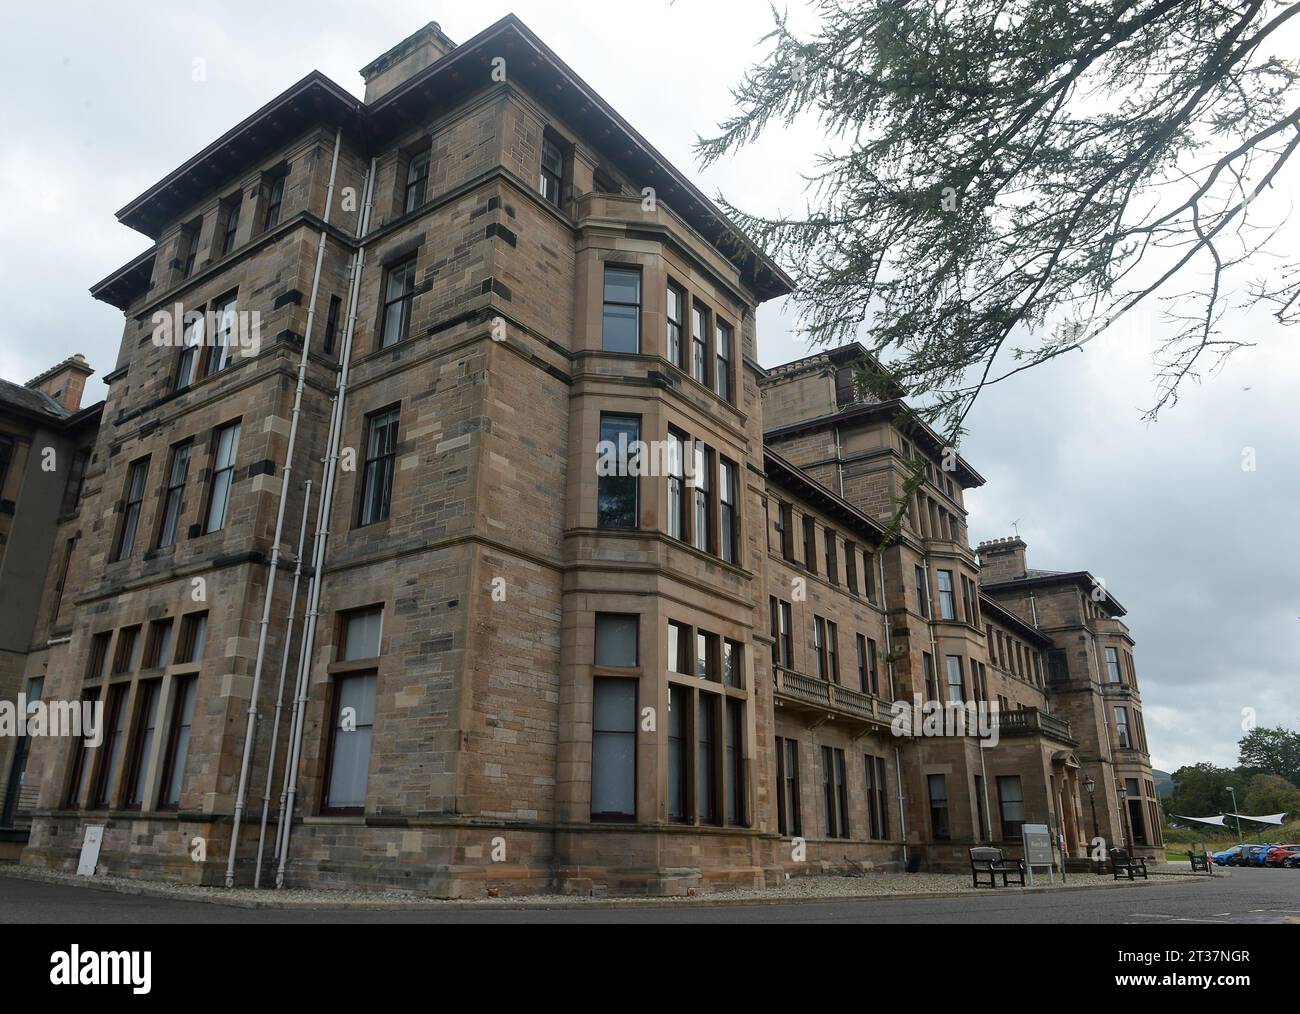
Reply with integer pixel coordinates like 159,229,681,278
970,846,1027,888
1189,850,1210,873
1108,847,1149,880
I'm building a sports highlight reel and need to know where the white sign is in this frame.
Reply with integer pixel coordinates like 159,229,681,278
76,825,104,877
1022,823,1055,885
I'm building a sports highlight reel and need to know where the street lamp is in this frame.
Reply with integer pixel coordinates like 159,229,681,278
1227,785,1243,844
1084,776,1101,873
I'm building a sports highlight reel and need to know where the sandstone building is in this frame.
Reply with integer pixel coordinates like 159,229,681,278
3,16,1159,894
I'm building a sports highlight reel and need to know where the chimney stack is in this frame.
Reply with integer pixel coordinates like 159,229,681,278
360,22,457,104
977,536,1028,582
26,353,94,413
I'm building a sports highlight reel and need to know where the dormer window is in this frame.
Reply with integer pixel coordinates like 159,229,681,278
540,135,564,207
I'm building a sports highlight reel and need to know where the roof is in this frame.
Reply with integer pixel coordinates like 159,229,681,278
982,570,1128,618
764,446,889,548
104,15,792,302
0,377,69,422
978,592,1054,647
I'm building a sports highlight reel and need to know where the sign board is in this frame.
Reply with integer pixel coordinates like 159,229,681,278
76,825,104,877
1022,823,1054,885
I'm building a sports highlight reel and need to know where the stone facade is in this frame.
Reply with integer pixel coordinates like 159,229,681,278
3,15,1158,895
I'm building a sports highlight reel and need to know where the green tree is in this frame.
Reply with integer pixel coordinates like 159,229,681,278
1241,772,1300,815
1238,725,1300,785
1167,762,1234,818
700,1,1300,440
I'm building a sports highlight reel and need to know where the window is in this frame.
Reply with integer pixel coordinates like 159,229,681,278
1114,706,1131,749
323,672,377,813
803,515,817,572
667,620,690,675
123,680,161,809
775,737,801,836
158,675,198,809
404,151,430,213
668,684,689,822
205,422,241,533
915,565,930,617
114,458,150,560
928,774,950,840
142,619,173,670
692,444,712,553
945,655,965,703
690,303,709,385
359,407,399,526
719,457,738,564
695,630,717,682
49,537,76,622
380,256,417,348
770,597,792,668
866,638,880,695
60,449,89,515
156,442,192,549
176,310,204,391
814,617,827,679
722,639,742,688
937,570,956,620
666,282,685,368
1047,648,1069,683
597,414,639,528
0,435,11,494
263,172,286,229
63,689,99,809
697,693,719,824
778,502,795,561
666,429,686,541
601,266,640,353
175,613,208,666
540,135,564,206
865,755,889,840
341,607,383,661
87,632,112,680
715,320,733,401
322,295,342,355
826,621,839,684
220,195,241,256
922,652,936,701
112,626,142,676
845,542,859,596
1105,646,1122,683
824,530,838,584
863,549,877,603
595,613,638,668
92,684,129,808
591,678,636,820
856,634,868,693
726,698,745,825
961,575,978,624
203,295,238,377
997,775,1025,840
180,219,201,278
821,746,849,838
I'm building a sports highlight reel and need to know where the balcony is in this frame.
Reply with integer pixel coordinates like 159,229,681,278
772,666,892,729
993,707,1076,746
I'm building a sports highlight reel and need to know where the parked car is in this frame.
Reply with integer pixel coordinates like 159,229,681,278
1212,845,1244,866
1270,845,1300,868
1241,844,1274,867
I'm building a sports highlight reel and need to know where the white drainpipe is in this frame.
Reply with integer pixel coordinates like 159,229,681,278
251,479,312,887
275,157,377,888
224,129,342,889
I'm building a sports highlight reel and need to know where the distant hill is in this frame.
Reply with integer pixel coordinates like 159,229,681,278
1153,769,1174,797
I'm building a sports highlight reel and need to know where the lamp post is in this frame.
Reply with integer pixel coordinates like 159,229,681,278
1084,776,1101,873
1227,785,1243,845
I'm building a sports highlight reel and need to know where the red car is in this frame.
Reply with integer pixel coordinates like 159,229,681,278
1264,845,1299,867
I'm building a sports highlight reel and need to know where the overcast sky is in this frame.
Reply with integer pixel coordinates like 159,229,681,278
2,1,1295,773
